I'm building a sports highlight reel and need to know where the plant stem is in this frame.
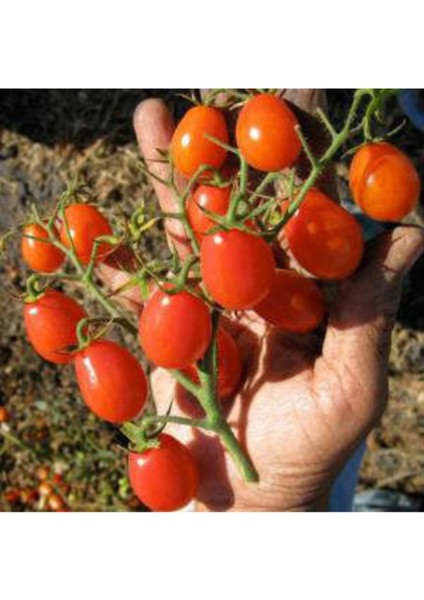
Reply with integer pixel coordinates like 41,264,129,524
269,88,373,237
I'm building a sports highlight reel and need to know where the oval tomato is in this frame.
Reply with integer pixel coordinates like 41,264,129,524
128,433,199,511
22,223,65,273
284,189,364,280
254,269,325,333
201,229,275,309
24,290,87,363
59,204,113,265
139,287,212,369
176,327,242,418
74,339,148,423
187,185,231,239
349,142,420,221
185,327,242,397
236,93,301,172
171,106,229,179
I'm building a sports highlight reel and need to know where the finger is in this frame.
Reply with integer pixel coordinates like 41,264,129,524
97,99,191,309
321,225,424,421
133,98,190,255
96,245,144,314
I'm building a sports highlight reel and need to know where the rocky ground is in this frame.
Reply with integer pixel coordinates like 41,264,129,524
0,90,423,511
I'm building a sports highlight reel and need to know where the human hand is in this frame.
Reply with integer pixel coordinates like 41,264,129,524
99,95,424,511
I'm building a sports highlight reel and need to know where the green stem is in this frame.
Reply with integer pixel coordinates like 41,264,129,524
269,88,373,237
142,414,212,431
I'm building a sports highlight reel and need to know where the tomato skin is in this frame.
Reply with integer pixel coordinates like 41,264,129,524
201,229,275,309
128,433,199,511
24,290,87,364
236,94,301,172
185,327,242,397
284,189,364,280
187,185,231,239
139,287,212,369
177,327,242,418
254,269,325,333
171,106,229,179
349,142,421,221
22,223,65,273
74,339,148,423
59,204,113,265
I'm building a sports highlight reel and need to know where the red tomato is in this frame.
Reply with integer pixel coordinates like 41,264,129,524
128,433,199,511
184,327,242,396
236,93,301,172
59,204,113,265
284,189,364,280
187,185,231,239
201,229,275,309
139,287,212,369
22,223,65,273
24,290,87,364
47,493,66,511
171,106,229,179
74,339,148,423
349,142,421,221
0,406,9,423
254,269,325,333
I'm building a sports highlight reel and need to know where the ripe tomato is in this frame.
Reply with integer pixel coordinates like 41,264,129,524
24,289,87,363
22,223,65,273
59,204,113,265
47,493,66,511
176,327,242,418
185,327,242,396
128,433,199,511
171,106,229,179
0,406,9,423
139,287,212,369
236,93,301,172
284,189,364,280
254,269,325,333
349,142,421,221
74,339,148,423
201,229,275,309
187,185,231,239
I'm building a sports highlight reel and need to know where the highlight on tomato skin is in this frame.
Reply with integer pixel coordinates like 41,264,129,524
21,223,65,273
23,289,87,364
74,339,148,424
284,188,364,280
59,204,113,265
139,286,212,369
200,229,276,310
187,184,231,240
254,269,325,333
128,433,199,512
349,141,421,222
235,93,301,172
171,105,229,179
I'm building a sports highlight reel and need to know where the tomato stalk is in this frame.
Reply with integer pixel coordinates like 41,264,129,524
26,195,138,335
266,88,388,238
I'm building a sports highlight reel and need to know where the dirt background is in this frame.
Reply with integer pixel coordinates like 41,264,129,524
0,90,423,511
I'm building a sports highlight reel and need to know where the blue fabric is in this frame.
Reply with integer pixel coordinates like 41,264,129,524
329,442,367,512
398,90,424,132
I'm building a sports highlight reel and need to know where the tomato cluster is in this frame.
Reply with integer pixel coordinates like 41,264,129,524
19,91,421,512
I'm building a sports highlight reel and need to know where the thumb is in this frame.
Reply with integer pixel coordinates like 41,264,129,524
322,226,424,419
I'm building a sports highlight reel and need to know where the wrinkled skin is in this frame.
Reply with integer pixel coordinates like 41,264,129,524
98,94,424,511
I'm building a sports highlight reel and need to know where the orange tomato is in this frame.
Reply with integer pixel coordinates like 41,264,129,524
284,189,364,280
349,142,420,221
22,223,65,273
171,106,229,179
236,93,301,172
254,269,325,333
